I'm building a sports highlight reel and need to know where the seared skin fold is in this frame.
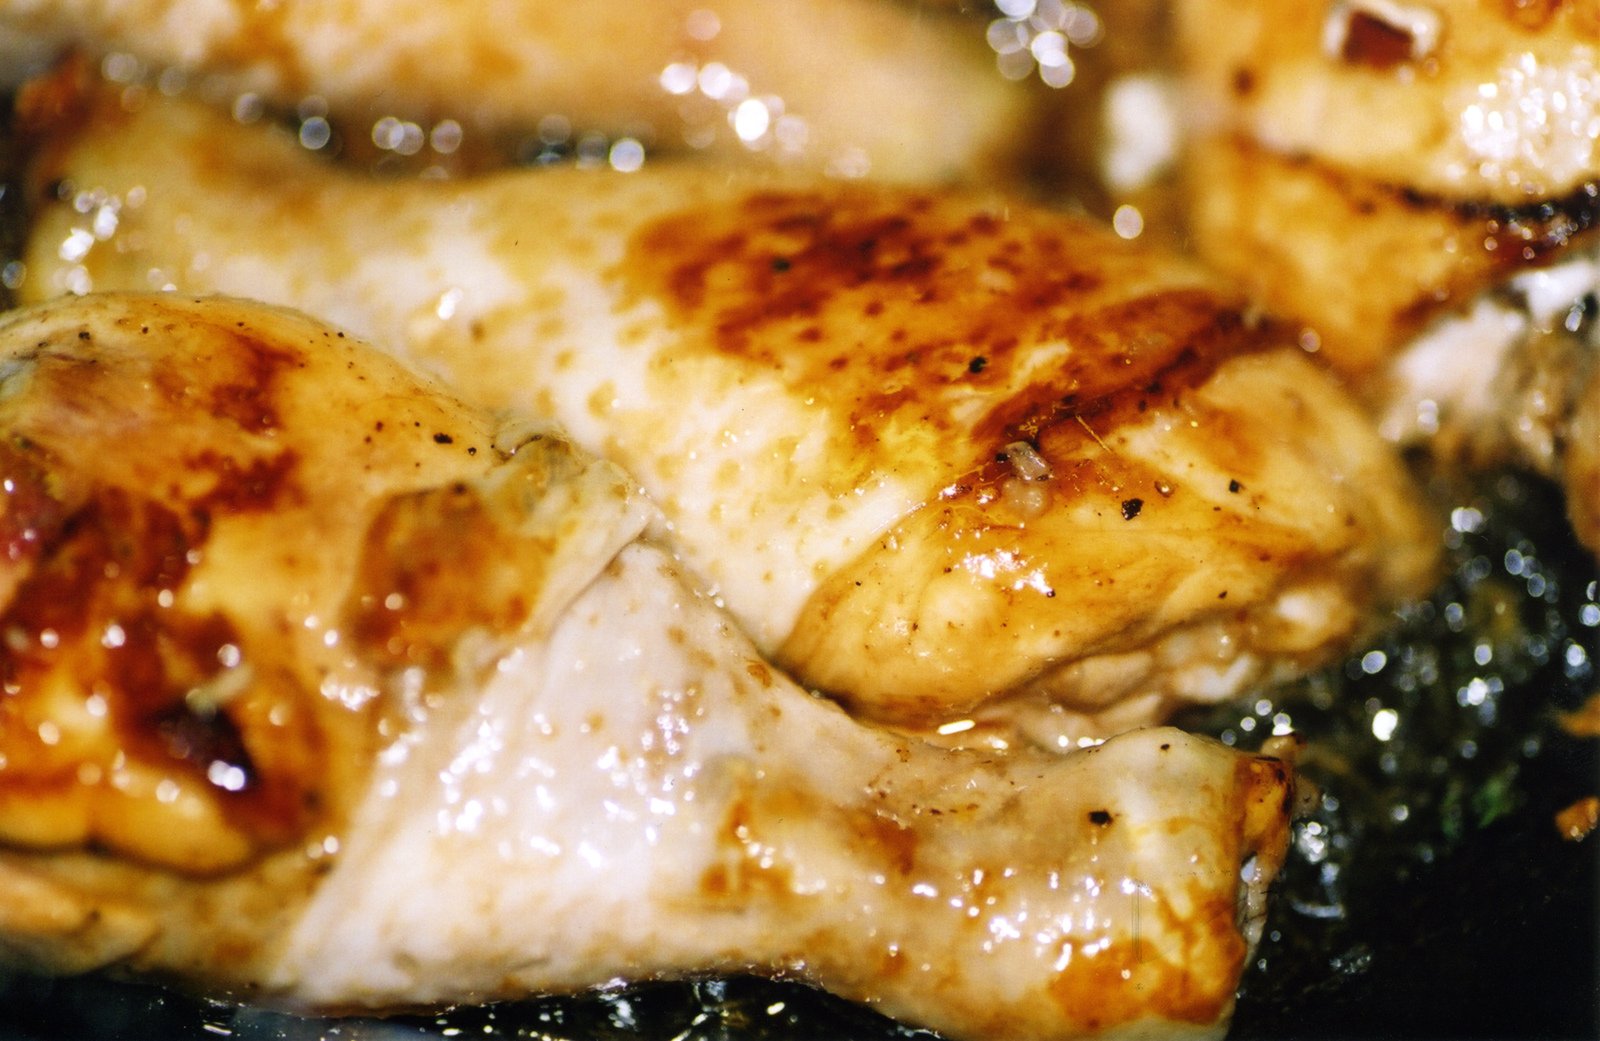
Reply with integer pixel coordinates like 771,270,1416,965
1175,0,1600,557
16,82,1439,743
0,0,1029,182
0,293,1297,1041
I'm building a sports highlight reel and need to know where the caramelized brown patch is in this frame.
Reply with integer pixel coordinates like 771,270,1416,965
973,291,1260,447
1044,900,1241,1030
14,57,126,200
187,450,303,513
618,186,1257,477
195,329,302,434
210,0,309,101
0,482,326,869
699,788,800,902
0,323,366,873
859,813,919,877
350,484,513,669
345,474,555,673
0,438,74,589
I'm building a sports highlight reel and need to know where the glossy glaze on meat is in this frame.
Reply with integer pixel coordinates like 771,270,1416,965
0,292,1298,1041
14,81,1440,744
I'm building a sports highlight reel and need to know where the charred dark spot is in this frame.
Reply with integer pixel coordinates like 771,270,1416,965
1120,498,1143,520
1384,172,1600,262
432,432,454,444
1339,11,1418,69
1088,809,1113,826
1229,479,1243,493
968,355,988,374
148,681,256,788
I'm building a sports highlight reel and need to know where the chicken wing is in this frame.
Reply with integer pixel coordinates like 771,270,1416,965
0,291,1298,1041
1173,0,1600,556
0,0,1029,183
12,79,1441,744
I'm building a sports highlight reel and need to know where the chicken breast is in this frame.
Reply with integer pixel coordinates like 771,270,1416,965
0,291,1298,1041
0,0,1029,183
1173,0,1600,556
12,77,1440,745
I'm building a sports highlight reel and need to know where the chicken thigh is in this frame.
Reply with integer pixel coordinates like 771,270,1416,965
0,0,1027,183
0,292,1298,1041
14,79,1440,744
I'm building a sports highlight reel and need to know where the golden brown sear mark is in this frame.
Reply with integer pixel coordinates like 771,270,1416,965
621,186,1267,467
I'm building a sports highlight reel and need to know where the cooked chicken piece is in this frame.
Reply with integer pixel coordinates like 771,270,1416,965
0,292,1298,1041
1177,0,1600,202
13,80,1440,745
0,0,1029,183
1566,364,1600,551
1173,0,1600,555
